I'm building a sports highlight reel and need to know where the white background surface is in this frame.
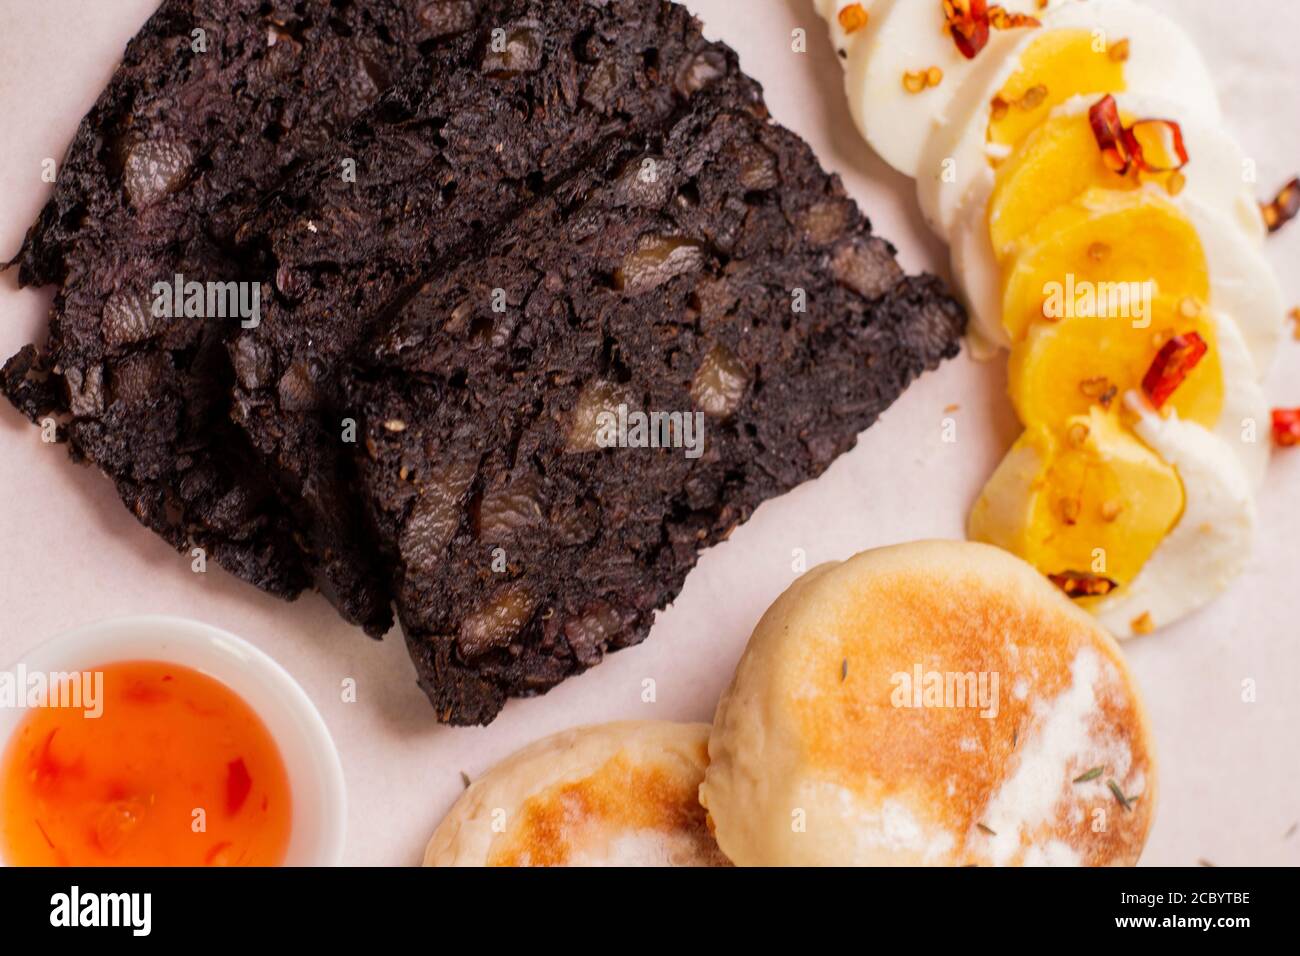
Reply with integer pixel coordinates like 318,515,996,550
0,0,1296,866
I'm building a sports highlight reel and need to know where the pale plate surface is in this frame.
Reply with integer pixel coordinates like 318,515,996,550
0,0,1296,866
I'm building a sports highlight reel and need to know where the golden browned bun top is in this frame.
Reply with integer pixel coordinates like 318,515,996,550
425,721,729,867
701,540,1157,866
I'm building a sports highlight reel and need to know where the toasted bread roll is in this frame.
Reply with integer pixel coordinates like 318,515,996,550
701,540,1156,866
425,721,729,867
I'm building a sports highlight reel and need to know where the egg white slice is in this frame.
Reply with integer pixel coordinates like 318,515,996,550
916,0,1221,242
816,0,1068,177
952,191,1284,374
1186,195,1286,377
1094,393,1257,639
815,0,889,62
1205,308,1272,490
950,173,1011,353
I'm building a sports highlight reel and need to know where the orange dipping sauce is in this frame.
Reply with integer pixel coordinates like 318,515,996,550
1,660,291,866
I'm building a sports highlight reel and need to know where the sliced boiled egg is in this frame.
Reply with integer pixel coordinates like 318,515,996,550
1009,294,1223,433
817,0,1281,637
915,0,1220,241
989,94,1266,259
1000,188,1207,340
953,92,1269,354
968,404,1185,588
816,0,1067,177
1009,298,1271,488
996,188,1282,372
1090,394,1257,639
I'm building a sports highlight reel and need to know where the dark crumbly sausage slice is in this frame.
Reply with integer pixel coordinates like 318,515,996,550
347,94,966,725
3,0,966,694
12,0,477,288
2,0,481,611
227,0,757,631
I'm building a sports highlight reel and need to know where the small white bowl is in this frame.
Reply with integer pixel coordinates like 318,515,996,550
0,615,346,866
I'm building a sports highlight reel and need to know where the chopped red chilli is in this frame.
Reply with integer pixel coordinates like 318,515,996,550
1142,332,1208,409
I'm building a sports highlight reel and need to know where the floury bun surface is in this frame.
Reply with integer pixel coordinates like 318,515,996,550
700,541,1156,866
424,722,729,867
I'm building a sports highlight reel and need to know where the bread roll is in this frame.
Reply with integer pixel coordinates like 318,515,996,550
426,721,729,866
701,540,1156,866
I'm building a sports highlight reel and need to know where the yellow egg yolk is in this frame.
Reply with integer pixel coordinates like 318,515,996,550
984,184,1211,592
1000,186,1210,343
969,407,1186,588
1010,293,1224,432
986,107,1188,259
967,27,1231,601
987,29,1128,155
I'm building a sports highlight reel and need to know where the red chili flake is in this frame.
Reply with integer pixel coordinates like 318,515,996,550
1088,95,1189,176
226,758,253,815
943,0,991,59
944,0,1038,58
1048,572,1119,598
1089,95,1130,173
1122,119,1189,173
1273,408,1300,447
1261,177,1300,234
32,728,61,786
122,679,169,705
1141,332,1208,409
